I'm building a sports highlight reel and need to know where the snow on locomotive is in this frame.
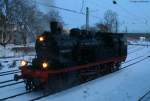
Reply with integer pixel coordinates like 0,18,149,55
14,21,127,92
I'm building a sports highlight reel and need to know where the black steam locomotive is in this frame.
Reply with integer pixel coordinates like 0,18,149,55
14,21,127,92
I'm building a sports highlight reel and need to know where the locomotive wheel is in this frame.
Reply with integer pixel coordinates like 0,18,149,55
116,63,121,70
25,80,31,90
109,63,114,73
114,63,121,71
25,80,37,91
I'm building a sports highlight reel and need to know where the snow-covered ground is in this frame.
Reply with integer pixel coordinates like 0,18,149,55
39,59,150,101
0,43,150,101
37,45,150,101
0,44,35,72
128,40,150,46
0,43,35,57
0,56,34,72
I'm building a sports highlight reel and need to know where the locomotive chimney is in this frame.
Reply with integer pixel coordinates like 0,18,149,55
50,21,63,34
50,21,58,34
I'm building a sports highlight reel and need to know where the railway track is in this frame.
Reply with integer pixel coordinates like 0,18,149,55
0,56,149,101
0,70,20,76
0,55,35,59
124,55,143,63
0,81,23,89
28,56,150,101
0,47,149,101
128,46,140,51
0,91,31,101
128,43,150,47
121,56,149,70
128,47,145,54
138,89,150,101
124,49,150,64
0,69,19,74
0,79,14,84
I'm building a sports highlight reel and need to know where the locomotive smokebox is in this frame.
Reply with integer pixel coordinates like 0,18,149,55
50,21,62,34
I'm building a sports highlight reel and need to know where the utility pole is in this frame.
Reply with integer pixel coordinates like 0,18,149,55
125,26,128,33
130,0,150,3
86,7,89,31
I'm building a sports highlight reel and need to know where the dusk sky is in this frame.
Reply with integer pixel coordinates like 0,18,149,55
35,0,150,33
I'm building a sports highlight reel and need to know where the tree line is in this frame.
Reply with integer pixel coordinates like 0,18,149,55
0,0,118,47
0,0,62,47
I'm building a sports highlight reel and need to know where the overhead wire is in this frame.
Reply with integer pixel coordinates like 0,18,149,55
31,0,149,31
115,3,149,32
87,0,129,18
31,0,149,23
88,0,137,24
116,3,148,23
130,2,150,20
31,0,100,19
92,0,148,25
115,1,148,24
80,0,85,13
114,2,150,32
87,0,150,32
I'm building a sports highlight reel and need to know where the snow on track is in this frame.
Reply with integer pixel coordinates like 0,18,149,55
38,58,150,101
0,55,34,73
0,45,150,101
0,83,25,99
126,46,150,61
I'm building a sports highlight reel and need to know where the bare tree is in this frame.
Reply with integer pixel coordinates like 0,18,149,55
104,10,118,32
8,0,44,44
80,25,98,32
96,10,119,33
0,0,60,46
96,22,109,32
0,0,49,45
0,0,11,48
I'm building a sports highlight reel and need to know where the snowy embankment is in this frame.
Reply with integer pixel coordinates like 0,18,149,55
0,44,150,101
0,44,35,57
0,44,35,72
128,40,150,46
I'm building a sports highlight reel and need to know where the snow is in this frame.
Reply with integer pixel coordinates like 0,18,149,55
128,40,150,46
0,56,34,73
0,44,35,72
0,83,26,99
37,45,150,101
36,58,150,101
0,43,35,57
140,92,150,101
0,43,150,101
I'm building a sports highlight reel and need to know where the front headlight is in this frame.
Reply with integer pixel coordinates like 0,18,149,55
20,60,28,66
42,62,48,69
39,36,44,42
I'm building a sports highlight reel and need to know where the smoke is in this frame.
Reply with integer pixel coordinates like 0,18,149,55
35,0,55,13
36,0,54,6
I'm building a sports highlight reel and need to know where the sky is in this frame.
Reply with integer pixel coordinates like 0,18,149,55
35,0,150,33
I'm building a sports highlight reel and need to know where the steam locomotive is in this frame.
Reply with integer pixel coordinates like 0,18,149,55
14,21,127,92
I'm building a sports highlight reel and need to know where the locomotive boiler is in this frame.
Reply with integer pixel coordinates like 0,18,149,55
14,21,127,92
